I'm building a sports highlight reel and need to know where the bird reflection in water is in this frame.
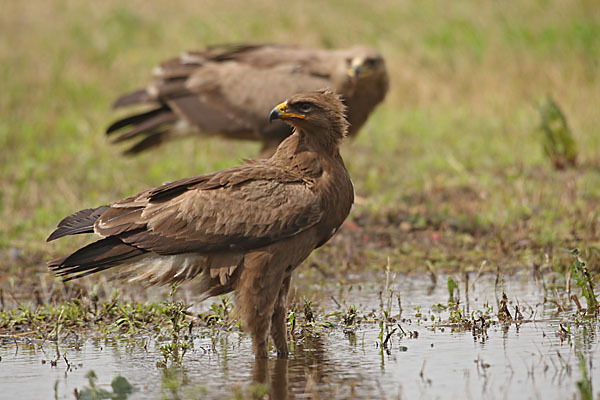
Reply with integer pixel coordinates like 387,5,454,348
252,334,336,399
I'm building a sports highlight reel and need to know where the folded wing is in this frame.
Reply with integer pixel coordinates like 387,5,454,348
107,44,334,153
48,165,323,280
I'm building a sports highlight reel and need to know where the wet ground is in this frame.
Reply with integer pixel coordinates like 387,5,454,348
1,271,598,399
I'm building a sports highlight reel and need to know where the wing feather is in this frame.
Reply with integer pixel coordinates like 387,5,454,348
106,44,338,151
47,206,110,242
94,166,322,255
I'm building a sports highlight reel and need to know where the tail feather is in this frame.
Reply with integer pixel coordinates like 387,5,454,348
113,89,154,109
47,206,110,242
124,131,171,155
111,112,178,143
48,236,147,282
106,108,165,135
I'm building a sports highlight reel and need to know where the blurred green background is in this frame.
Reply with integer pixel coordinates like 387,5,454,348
1,0,599,271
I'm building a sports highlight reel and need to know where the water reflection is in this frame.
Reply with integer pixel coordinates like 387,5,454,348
253,359,288,399
251,334,336,399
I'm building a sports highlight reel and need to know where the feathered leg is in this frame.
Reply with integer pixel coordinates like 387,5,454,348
235,251,285,358
271,274,291,358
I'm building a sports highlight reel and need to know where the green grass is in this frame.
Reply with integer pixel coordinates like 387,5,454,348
1,0,600,288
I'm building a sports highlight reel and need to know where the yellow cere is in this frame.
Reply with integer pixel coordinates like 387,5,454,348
277,101,306,119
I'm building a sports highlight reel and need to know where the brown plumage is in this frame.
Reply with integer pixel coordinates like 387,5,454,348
49,90,354,358
107,43,388,155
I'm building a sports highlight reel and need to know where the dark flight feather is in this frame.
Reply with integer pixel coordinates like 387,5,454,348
106,108,165,135
123,130,170,155
46,206,109,242
48,236,147,281
110,112,177,143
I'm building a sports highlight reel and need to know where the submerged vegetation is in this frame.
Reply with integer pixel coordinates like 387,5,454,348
74,371,135,400
571,249,599,317
6,256,597,345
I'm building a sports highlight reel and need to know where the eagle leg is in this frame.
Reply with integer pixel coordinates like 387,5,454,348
235,251,286,359
271,274,291,358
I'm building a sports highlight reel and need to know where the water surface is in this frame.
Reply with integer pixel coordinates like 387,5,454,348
1,272,598,399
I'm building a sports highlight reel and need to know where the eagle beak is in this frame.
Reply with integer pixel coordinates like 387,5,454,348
347,62,361,84
269,101,305,123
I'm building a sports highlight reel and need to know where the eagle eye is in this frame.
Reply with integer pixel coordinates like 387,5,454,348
364,58,377,67
298,103,313,113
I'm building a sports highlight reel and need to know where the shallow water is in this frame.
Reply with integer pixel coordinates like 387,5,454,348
1,271,598,399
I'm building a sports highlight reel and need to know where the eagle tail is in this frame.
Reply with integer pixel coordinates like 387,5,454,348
48,237,146,282
124,131,171,155
47,206,110,242
106,107,165,135
108,110,177,143
112,89,154,109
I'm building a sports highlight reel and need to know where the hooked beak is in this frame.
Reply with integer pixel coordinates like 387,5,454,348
269,101,306,123
347,63,361,84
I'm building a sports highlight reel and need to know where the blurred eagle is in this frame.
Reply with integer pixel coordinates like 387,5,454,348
107,43,388,155
49,90,355,358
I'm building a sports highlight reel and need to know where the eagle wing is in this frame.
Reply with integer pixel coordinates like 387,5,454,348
107,44,335,153
94,165,323,255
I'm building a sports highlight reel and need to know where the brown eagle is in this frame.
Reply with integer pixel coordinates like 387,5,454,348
48,90,355,358
107,43,388,156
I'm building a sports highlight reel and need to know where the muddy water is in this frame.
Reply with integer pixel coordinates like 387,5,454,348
1,271,598,399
